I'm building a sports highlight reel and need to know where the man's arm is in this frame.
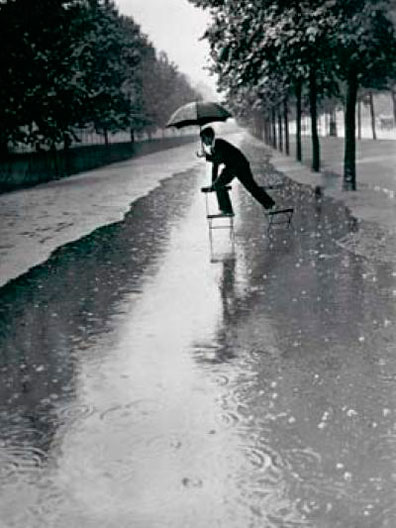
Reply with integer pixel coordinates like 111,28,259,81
211,161,219,185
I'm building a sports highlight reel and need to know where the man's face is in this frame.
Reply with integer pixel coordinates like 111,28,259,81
202,135,212,146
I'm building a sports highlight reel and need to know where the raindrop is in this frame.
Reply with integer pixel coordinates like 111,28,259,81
215,411,240,429
182,477,203,489
214,374,230,386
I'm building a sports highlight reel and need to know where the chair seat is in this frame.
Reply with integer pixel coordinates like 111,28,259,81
201,185,232,193
207,212,235,219
265,207,294,216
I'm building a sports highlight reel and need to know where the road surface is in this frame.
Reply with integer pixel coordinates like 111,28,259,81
0,132,395,527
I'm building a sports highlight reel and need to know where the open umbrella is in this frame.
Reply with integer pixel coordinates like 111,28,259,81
166,101,232,129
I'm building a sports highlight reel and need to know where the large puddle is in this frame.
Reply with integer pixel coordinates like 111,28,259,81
0,142,395,527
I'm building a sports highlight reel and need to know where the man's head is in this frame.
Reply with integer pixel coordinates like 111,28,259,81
200,126,215,146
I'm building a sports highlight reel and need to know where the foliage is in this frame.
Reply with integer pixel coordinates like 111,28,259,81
0,0,201,154
189,0,396,187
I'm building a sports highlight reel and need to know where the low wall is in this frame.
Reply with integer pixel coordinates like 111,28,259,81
0,135,196,194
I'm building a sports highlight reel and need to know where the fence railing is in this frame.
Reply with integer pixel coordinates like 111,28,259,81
0,134,196,194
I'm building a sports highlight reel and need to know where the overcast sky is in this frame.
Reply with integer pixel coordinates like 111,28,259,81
115,0,217,96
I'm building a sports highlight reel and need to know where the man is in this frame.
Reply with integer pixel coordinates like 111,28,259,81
200,127,276,212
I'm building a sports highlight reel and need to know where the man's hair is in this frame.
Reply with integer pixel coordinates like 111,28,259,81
200,126,215,140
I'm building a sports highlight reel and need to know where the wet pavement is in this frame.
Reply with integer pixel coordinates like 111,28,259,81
0,136,396,527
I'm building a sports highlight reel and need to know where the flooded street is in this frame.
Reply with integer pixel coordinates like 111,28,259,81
1,138,396,527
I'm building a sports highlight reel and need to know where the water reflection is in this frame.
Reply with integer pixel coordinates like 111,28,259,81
202,138,396,527
0,172,196,521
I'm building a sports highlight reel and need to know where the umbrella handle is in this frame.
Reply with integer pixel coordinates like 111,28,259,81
196,135,206,158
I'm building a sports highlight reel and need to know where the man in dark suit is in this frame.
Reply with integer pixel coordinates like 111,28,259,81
200,127,275,212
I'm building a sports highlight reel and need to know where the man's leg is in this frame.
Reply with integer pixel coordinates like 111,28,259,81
215,188,233,214
238,168,275,209
213,167,234,214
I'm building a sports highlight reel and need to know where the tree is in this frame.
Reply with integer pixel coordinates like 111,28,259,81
190,0,396,190
0,0,87,152
189,0,339,171
329,0,396,189
141,51,201,132
0,0,202,154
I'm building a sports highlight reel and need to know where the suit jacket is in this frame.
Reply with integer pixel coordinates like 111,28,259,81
205,138,249,182
205,138,249,169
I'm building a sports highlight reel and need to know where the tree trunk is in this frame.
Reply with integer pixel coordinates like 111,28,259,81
104,129,109,147
295,80,302,161
0,136,10,159
264,115,270,144
254,112,264,140
63,132,72,152
368,91,377,140
51,143,60,178
309,67,320,172
278,107,283,152
284,98,290,155
329,109,337,136
344,68,358,190
391,86,396,124
272,108,277,149
357,98,362,140
130,128,135,143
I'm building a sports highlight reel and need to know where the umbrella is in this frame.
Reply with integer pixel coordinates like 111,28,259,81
166,101,232,129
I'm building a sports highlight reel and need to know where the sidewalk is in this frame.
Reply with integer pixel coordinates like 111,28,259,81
270,135,396,227
267,134,396,264
0,142,203,288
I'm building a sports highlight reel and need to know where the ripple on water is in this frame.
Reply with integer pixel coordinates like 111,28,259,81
99,398,160,424
243,445,273,471
238,456,309,528
364,431,396,468
56,402,96,426
213,374,230,386
238,442,288,510
283,446,323,481
0,445,47,483
0,420,48,447
191,342,237,364
215,410,241,430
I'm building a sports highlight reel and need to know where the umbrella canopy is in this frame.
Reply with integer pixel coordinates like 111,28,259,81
166,101,232,129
